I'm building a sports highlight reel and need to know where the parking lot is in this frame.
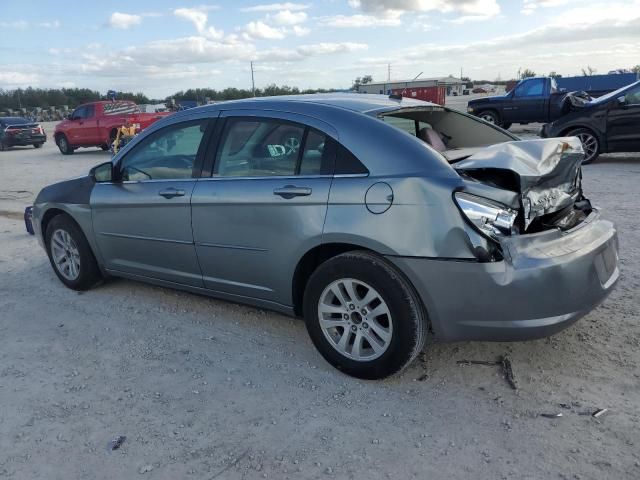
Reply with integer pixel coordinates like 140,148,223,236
1,117,639,479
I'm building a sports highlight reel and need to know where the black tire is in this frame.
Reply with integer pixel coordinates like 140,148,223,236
477,110,500,126
45,214,102,290
501,122,512,130
33,143,43,149
0,142,6,151
303,251,427,379
56,134,74,155
100,144,109,151
567,128,600,164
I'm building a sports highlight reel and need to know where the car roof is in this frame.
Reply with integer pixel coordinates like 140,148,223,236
0,116,30,124
191,93,439,116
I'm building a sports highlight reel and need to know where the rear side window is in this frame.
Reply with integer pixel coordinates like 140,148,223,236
333,141,368,175
119,120,208,181
214,118,335,177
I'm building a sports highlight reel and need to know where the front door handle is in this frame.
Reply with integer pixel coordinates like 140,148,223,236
273,185,312,199
158,188,185,199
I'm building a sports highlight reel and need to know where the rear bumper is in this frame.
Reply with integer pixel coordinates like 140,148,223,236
4,134,47,146
388,210,619,342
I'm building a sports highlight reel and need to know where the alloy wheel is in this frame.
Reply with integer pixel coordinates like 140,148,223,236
51,229,81,281
576,132,598,163
318,278,393,361
480,113,496,124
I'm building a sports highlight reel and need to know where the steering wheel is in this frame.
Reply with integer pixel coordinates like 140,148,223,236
283,136,301,155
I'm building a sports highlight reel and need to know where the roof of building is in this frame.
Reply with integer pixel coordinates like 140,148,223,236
360,76,465,87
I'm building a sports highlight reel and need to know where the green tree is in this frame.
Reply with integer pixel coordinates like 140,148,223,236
520,68,536,79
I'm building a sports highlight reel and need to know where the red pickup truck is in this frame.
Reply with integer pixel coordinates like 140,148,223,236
54,101,171,155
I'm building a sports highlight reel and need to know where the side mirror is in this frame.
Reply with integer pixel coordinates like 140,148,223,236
90,162,114,183
616,95,627,106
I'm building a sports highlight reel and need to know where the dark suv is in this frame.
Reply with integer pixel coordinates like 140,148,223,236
0,117,47,150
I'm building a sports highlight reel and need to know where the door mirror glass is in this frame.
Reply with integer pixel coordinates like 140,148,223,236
90,162,114,182
616,95,627,106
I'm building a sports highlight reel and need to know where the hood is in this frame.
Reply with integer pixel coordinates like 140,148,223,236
454,138,584,230
469,95,508,104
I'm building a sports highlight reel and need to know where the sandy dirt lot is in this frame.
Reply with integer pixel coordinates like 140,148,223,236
0,119,639,479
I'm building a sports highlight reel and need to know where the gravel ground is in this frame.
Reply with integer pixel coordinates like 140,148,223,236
0,119,639,479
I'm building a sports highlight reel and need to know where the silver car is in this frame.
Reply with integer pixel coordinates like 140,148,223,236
32,94,619,379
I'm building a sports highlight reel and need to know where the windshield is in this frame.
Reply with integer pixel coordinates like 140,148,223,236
590,80,640,103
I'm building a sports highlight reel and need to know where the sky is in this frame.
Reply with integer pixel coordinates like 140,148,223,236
1,0,639,98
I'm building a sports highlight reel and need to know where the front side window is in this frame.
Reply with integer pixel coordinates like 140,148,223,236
515,79,544,97
119,120,207,181
72,106,87,120
216,118,329,177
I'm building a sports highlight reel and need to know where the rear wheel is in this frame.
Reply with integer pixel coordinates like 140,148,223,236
33,143,43,149
303,251,427,379
45,215,102,290
100,144,109,151
0,141,7,151
56,134,74,155
568,128,600,164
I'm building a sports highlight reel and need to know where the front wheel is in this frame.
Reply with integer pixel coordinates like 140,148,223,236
45,214,102,290
568,128,600,164
303,251,427,379
478,110,499,126
56,134,74,155
33,143,43,149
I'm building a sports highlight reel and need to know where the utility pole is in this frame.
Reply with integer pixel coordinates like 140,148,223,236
460,67,463,79
388,63,391,82
250,61,256,97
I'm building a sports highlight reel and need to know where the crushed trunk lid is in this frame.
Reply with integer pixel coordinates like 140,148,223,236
453,138,585,230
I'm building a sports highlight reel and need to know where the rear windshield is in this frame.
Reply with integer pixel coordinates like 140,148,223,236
378,107,514,161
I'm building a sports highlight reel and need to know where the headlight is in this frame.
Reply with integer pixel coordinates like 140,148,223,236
454,192,517,239
467,106,474,113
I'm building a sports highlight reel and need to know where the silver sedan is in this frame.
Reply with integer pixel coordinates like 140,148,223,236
31,94,619,379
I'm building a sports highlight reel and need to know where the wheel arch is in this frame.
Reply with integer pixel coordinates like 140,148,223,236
292,242,374,316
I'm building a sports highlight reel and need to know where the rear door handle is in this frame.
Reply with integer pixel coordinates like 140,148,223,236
158,188,186,199
273,185,312,199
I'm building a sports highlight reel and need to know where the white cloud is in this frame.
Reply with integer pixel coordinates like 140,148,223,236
0,20,28,29
174,7,224,39
0,20,60,29
297,42,368,56
243,20,287,39
241,3,310,12
521,0,578,15
292,25,310,36
254,42,368,62
318,13,402,27
108,12,142,29
268,10,308,25
0,71,40,86
352,0,500,16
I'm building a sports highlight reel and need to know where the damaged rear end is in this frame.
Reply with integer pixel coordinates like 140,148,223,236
454,137,592,240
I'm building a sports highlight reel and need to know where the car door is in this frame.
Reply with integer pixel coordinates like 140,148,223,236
66,105,88,144
191,112,336,306
504,78,547,124
606,84,640,153
91,117,213,287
